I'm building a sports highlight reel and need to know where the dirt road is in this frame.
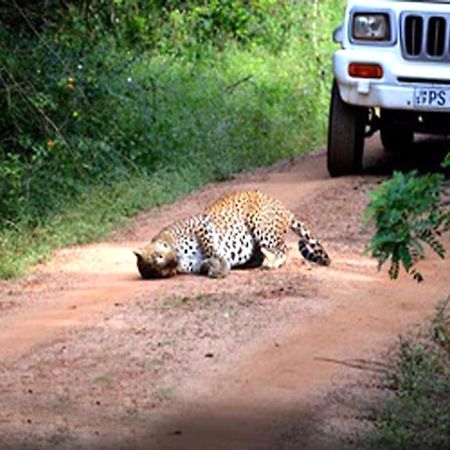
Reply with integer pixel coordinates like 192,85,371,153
0,137,449,450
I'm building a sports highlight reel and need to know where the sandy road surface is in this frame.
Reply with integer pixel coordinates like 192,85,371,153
0,137,448,450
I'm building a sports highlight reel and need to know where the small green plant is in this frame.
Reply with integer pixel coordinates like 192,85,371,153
365,170,450,281
443,151,450,169
155,386,175,402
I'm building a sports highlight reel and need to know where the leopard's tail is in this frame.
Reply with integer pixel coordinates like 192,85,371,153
290,218,330,266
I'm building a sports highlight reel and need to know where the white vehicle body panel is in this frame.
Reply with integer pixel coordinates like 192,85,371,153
335,0,450,112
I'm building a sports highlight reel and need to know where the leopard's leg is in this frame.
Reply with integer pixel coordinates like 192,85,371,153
199,257,230,279
256,228,289,270
260,247,287,269
249,214,290,270
196,218,231,278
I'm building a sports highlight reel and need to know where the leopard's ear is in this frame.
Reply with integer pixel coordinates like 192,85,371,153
133,250,143,261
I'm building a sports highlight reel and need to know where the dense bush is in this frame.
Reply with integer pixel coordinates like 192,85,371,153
0,0,342,277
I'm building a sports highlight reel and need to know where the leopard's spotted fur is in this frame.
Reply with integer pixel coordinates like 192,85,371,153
135,190,330,279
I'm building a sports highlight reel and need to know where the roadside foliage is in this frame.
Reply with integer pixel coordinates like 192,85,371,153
365,169,450,282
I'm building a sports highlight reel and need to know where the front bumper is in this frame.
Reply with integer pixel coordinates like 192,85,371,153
333,48,450,112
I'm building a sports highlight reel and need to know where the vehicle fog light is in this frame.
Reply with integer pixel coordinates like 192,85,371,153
348,63,383,79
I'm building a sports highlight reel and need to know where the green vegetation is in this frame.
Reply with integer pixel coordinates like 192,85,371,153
0,0,342,278
365,170,450,282
361,299,450,450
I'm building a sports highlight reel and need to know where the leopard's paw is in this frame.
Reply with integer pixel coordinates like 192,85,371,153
200,257,230,279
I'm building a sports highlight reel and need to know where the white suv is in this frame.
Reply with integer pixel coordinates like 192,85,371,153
328,0,450,176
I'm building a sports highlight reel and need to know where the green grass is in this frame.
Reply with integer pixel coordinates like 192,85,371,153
0,167,206,278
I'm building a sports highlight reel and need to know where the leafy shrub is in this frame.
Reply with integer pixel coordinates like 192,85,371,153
364,171,450,281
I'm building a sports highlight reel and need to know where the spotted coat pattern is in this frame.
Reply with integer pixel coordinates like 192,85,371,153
135,191,330,279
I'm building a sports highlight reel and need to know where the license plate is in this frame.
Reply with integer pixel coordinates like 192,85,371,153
414,87,450,109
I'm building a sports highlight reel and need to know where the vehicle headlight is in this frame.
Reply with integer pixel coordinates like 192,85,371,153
352,13,390,41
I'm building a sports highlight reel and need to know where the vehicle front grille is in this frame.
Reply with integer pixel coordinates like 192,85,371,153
401,12,450,61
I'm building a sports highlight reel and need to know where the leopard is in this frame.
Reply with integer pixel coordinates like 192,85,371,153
134,190,330,279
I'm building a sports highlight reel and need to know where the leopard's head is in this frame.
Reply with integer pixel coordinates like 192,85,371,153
134,240,178,279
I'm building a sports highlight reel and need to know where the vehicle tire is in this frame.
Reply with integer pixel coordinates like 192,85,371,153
380,110,414,154
327,80,367,177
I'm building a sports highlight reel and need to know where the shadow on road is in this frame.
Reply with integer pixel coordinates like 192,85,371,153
364,134,450,176
0,403,347,450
